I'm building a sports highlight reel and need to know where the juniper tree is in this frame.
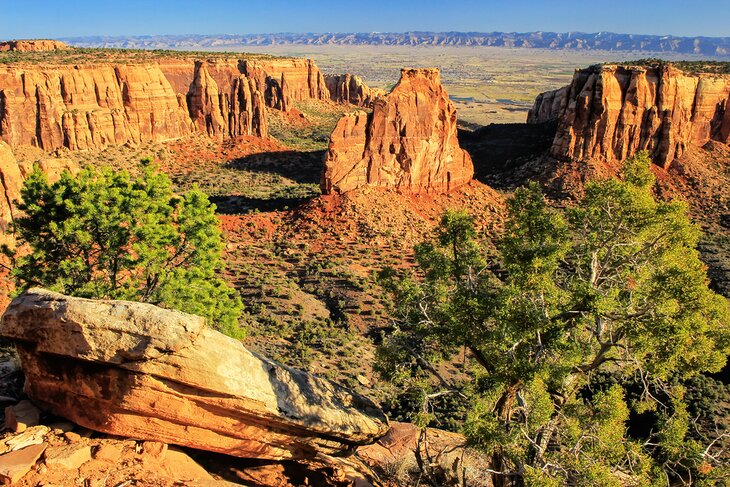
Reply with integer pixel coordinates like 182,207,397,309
379,152,730,485
4,162,244,337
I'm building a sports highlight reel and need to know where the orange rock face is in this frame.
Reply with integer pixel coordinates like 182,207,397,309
531,64,730,167
527,85,568,123
322,68,474,194
0,142,24,232
325,74,382,107
0,40,69,52
0,57,331,151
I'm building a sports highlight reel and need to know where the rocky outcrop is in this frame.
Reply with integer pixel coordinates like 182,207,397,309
256,59,330,103
325,74,382,107
357,422,492,486
0,289,388,460
322,68,474,194
531,64,730,167
0,40,69,52
527,85,568,123
0,57,331,151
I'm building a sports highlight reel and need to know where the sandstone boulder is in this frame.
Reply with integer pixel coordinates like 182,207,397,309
322,68,474,194
0,289,388,460
357,422,492,486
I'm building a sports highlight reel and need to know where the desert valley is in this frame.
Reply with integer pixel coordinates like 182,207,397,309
0,10,728,486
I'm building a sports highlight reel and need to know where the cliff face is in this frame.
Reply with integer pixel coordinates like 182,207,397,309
322,68,473,194
0,142,23,232
0,57,331,151
325,74,382,107
0,40,69,52
530,64,730,167
527,85,568,123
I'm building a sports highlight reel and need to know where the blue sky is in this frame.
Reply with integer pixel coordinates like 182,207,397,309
3,0,729,39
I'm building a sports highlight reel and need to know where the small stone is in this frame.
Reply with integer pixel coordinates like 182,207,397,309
63,431,82,443
4,400,41,433
142,441,167,460
160,448,214,482
0,443,47,483
5,425,51,451
44,444,92,470
93,443,123,463
356,374,370,386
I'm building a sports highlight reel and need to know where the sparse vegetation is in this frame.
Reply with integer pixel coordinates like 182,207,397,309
0,47,285,65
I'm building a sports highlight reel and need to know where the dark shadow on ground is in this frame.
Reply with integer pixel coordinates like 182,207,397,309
458,121,557,188
226,149,326,185
210,195,314,214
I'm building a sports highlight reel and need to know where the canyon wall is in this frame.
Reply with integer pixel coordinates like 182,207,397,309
0,57,332,152
529,64,730,167
325,73,382,107
322,68,473,194
0,40,69,52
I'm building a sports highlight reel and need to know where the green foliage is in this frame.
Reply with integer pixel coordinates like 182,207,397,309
5,163,244,337
379,152,730,485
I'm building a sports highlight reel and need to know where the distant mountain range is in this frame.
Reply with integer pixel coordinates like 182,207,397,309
61,32,730,56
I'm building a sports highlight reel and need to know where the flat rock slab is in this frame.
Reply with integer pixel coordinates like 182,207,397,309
4,399,40,432
0,443,46,483
1,289,388,460
44,444,92,470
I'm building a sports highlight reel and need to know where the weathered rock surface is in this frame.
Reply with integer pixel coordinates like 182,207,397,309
325,74,382,107
357,422,492,486
527,85,568,123
0,57,331,151
0,40,69,52
0,142,23,232
4,400,41,433
0,289,388,461
530,64,730,167
0,443,46,483
322,68,474,194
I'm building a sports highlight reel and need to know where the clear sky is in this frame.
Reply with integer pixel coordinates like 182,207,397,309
3,0,729,39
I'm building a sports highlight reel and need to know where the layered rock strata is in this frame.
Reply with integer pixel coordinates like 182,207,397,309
0,57,332,151
0,40,69,52
325,74,382,107
529,64,730,167
322,68,473,194
0,289,388,460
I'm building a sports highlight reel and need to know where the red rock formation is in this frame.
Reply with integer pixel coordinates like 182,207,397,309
322,68,473,194
0,40,69,52
0,57,331,151
531,64,730,167
0,142,22,232
325,74,382,107
527,85,568,123
256,59,330,102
